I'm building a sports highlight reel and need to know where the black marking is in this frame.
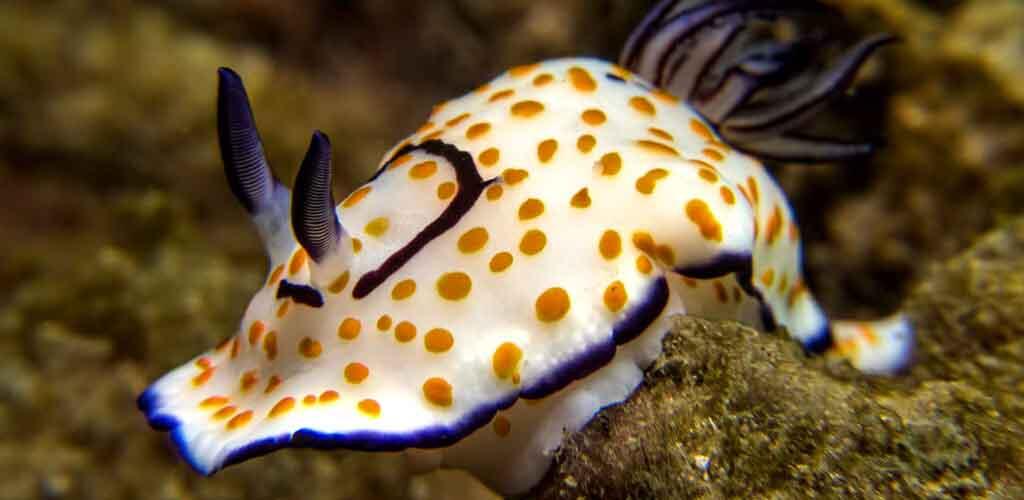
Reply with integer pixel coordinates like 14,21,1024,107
353,140,492,299
276,280,325,308
605,72,626,83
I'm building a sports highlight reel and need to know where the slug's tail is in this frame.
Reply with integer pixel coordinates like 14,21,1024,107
829,315,914,374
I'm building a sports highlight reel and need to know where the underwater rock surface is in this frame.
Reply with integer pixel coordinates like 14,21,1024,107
0,1,1022,499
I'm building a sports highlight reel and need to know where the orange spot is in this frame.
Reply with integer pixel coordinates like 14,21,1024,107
857,324,880,346
213,405,236,420
635,168,669,194
787,281,807,307
698,168,719,183
682,277,698,288
338,318,361,340
703,148,725,162
778,274,789,295
395,321,417,342
276,300,290,318
685,199,723,242
519,229,547,255
789,221,800,243
226,410,253,430
358,399,381,417
656,244,676,266
458,227,489,253
199,396,229,409
230,337,240,359
289,249,308,275
436,272,472,300
761,268,775,287
635,140,679,157
766,204,783,245
421,130,444,142
240,370,259,392
600,152,622,175
475,83,490,94
636,255,653,274
535,287,571,323
391,279,417,300
392,154,415,170
299,337,322,358
377,314,393,331
352,238,363,253
581,109,606,126
486,184,503,201
365,217,390,237
720,186,735,205
437,181,457,200
466,122,491,140
328,270,350,294
319,390,339,403
648,127,674,142
492,342,523,380
632,231,655,253
248,321,266,346
604,281,628,312
268,397,295,418
424,328,454,353
652,89,679,104
267,265,285,287
445,113,470,127
343,186,372,208
345,362,370,384
409,160,438,179
490,252,514,272
570,187,591,208
264,374,282,394
714,281,729,303
689,119,714,141
509,63,539,78
193,367,215,387
599,230,622,259
423,377,453,407
577,134,596,153
629,96,656,116
533,73,554,86
733,286,742,303
511,100,545,118
492,415,512,437
415,121,434,135
195,357,213,369
303,394,317,406
537,139,558,163
518,198,545,220
502,168,529,185
479,148,500,167
746,177,760,205
489,89,515,102
568,67,597,92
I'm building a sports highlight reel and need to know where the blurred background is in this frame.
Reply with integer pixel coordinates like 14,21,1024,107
1,1,1022,499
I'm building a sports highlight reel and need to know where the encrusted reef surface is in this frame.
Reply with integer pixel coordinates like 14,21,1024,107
0,1,1022,499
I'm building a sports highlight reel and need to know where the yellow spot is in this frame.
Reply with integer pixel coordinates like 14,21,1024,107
391,279,417,300
581,109,606,126
264,374,282,394
599,230,622,259
761,268,775,287
437,181,457,200
358,399,381,418
600,152,622,175
685,199,723,242
409,160,438,179
267,265,285,287
446,113,470,127
276,300,290,318
226,410,253,430
345,362,369,384
720,186,735,205
395,321,417,342
571,187,591,208
342,186,372,208
636,255,653,274
577,134,596,153
466,122,491,140
299,337,322,358
490,252,513,272
289,249,308,275
518,198,545,220
635,140,679,157
240,370,259,392
489,89,515,102
319,390,339,403
268,397,295,418
568,67,597,92
479,148,500,167
632,231,655,253
493,415,511,437
338,318,361,340
263,331,278,360
629,96,656,116
192,367,215,387
328,270,350,294
352,238,363,253
492,342,523,380
604,281,628,312
423,377,453,407
502,168,529,185
533,73,554,86
436,272,472,300
213,405,236,420
648,127,674,142
537,139,558,163
486,184,504,201
425,328,454,353
635,168,669,194
703,148,725,161
698,168,719,183
535,287,571,323
519,229,547,255
377,314,393,331
365,217,390,237
511,100,545,118
690,119,714,141
458,227,489,253
199,396,229,409
509,63,539,78
248,320,266,346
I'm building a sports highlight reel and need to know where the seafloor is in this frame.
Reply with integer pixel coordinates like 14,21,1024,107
0,1,1022,499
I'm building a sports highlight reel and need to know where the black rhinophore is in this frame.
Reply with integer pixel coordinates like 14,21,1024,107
217,67,283,213
292,131,341,263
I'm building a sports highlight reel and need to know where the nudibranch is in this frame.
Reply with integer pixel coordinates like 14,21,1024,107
139,0,914,495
